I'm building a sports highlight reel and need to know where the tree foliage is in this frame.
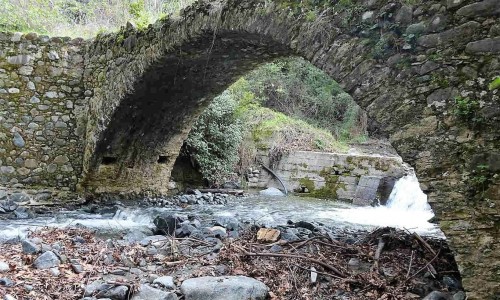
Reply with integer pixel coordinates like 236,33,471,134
245,57,367,141
185,91,243,185
0,0,195,37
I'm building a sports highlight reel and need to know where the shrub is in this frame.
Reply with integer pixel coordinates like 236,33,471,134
185,91,243,186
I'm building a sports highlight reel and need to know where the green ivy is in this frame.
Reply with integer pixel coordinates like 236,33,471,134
489,76,500,91
453,96,482,125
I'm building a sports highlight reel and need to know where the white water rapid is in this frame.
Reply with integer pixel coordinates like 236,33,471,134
0,173,444,243
318,173,444,237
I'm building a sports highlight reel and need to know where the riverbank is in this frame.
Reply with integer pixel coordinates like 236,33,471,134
0,191,463,299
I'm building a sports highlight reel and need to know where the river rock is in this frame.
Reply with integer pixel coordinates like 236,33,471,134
154,214,182,235
98,285,129,299
422,291,452,300
0,261,9,272
215,216,239,231
0,200,17,212
131,284,177,300
259,187,285,196
153,276,175,289
0,278,14,287
180,276,269,300
22,239,40,254
34,251,60,269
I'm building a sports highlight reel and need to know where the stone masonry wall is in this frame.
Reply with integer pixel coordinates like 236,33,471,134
0,32,87,197
248,150,406,204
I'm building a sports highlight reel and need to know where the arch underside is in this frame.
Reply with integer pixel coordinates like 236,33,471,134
84,32,290,194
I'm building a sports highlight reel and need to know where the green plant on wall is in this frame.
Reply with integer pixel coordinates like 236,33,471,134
453,96,483,126
489,76,500,91
469,164,491,197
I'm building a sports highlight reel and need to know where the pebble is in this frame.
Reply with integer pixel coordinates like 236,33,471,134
49,267,60,276
0,261,9,272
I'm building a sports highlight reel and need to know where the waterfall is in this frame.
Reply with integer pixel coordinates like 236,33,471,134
318,172,442,237
386,174,432,213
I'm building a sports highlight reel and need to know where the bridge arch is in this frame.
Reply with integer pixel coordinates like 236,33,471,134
81,0,500,297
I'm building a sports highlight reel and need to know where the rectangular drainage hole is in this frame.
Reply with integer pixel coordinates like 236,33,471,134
158,156,168,164
101,156,117,165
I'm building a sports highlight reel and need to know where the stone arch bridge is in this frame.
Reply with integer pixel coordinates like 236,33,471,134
0,0,499,297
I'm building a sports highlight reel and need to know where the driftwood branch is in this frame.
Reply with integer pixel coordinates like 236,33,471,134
372,237,385,270
237,247,346,278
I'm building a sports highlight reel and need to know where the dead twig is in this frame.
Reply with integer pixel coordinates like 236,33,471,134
406,249,441,281
406,250,414,279
372,237,385,271
236,246,346,278
413,232,436,256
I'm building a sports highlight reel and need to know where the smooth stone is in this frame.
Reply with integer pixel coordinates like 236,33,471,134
0,261,9,272
34,251,60,269
131,284,177,300
22,239,40,254
153,276,175,289
180,276,268,300
423,291,452,300
258,187,285,197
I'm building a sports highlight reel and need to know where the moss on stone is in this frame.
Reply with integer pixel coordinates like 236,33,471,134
299,177,315,192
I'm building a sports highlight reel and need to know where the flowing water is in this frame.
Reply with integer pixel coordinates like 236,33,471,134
0,174,444,242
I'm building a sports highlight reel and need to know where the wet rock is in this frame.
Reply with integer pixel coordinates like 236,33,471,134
423,291,452,300
131,284,177,300
215,216,239,231
180,276,268,300
221,182,240,189
34,251,60,269
0,200,17,212
123,231,148,244
22,239,40,254
442,276,461,290
175,224,197,238
153,276,175,289
295,221,317,231
281,231,300,241
9,192,29,203
154,214,182,235
208,226,227,239
0,261,9,272
13,207,29,219
452,291,466,300
259,187,285,197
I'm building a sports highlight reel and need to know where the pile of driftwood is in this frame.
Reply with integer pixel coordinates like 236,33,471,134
167,226,462,299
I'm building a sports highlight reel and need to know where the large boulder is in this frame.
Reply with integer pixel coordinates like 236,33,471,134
180,276,268,300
